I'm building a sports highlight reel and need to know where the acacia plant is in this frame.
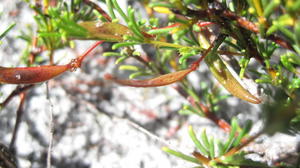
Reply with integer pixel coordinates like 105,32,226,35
0,0,300,167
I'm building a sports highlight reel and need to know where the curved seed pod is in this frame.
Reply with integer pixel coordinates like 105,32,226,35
0,64,71,84
105,68,193,87
0,41,103,85
205,52,261,104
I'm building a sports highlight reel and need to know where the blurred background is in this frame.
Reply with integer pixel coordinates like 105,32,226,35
0,0,299,167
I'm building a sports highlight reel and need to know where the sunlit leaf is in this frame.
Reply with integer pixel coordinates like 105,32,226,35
79,21,132,42
205,52,261,104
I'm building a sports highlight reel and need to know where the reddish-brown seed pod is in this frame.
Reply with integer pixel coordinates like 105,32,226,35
0,41,103,85
105,46,211,87
0,64,71,84
105,68,193,87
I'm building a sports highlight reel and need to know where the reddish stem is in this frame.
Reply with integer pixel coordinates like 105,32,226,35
0,85,34,108
76,41,104,67
10,92,26,151
142,23,183,38
222,10,294,51
83,0,112,22
222,132,262,157
188,96,231,132
197,21,214,27
190,39,215,71
152,23,182,30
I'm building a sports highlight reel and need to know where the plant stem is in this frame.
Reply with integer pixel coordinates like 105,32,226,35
77,41,104,67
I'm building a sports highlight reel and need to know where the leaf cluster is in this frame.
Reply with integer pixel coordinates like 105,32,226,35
163,118,268,167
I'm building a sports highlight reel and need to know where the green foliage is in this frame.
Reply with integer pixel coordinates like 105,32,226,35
0,23,16,42
97,1,299,166
163,119,268,167
1,0,300,167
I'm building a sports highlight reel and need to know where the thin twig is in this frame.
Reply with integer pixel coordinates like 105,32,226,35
187,96,231,132
46,82,54,168
83,0,112,22
221,131,263,158
0,143,17,168
76,41,104,67
9,92,26,151
175,7,294,51
0,85,35,109
222,10,293,51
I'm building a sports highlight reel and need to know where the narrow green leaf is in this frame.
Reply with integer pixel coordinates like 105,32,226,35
119,65,140,71
263,0,280,18
286,52,300,65
103,52,123,57
123,34,144,42
105,0,116,20
221,153,269,167
178,109,194,115
111,0,129,22
0,23,16,40
188,126,209,156
115,56,128,64
281,54,296,73
239,58,250,78
112,42,139,50
162,147,200,164
222,118,238,153
289,78,300,90
295,22,300,44
278,26,295,42
181,105,201,115
147,27,177,35
217,139,225,156
209,138,215,159
233,120,252,147
38,32,61,37
128,22,144,40
200,129,210,150
129,71,152,79
127,7,144,40
266,24,279,35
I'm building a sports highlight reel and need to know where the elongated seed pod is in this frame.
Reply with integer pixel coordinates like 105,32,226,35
205,53,261,104
105,68,193,87
0,65,70,84
0,41,103,85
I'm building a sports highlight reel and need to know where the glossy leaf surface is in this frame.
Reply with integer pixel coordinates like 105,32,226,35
105,68,193,87
0,65,70,84
0,41,103,84
79,21,132,42
205,52,261,104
